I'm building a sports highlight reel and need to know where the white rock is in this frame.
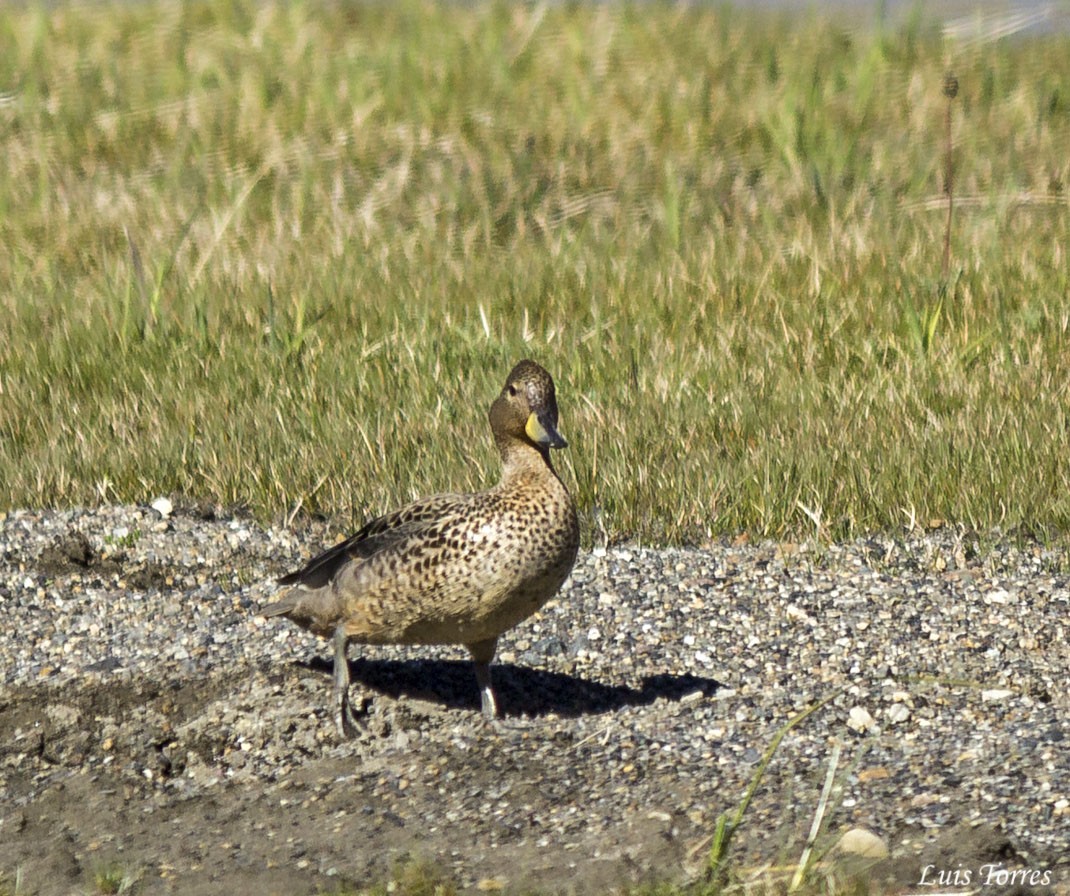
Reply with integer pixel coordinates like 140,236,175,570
151,497,173,518
835,827,889,859
885,703,911,724
847,705,876,732
981,688,1014,702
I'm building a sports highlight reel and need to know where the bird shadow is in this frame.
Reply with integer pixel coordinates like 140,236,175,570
302,656,722,718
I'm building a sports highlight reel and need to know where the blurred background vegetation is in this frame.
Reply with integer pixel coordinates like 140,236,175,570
1,0,1069,544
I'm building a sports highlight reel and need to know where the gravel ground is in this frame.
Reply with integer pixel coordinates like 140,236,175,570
1,504,1068,895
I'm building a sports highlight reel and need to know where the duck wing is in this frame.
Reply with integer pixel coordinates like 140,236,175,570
276,493,472,590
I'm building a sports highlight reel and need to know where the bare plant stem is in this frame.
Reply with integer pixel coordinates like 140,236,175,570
942,72,958,279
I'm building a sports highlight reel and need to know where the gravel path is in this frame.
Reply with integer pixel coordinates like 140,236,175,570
1,504,1067,894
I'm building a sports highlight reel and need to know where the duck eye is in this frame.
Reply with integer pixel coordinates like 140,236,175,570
507,384,518,397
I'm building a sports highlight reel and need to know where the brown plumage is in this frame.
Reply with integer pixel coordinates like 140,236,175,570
261,360,580,736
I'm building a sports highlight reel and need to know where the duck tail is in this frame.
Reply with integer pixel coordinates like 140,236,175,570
260,593,299,618
258,586,342,639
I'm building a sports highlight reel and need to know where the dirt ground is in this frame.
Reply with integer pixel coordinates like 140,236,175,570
2,665,1064,896
0,668,710,895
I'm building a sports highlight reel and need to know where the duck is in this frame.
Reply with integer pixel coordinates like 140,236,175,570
261,359,580,736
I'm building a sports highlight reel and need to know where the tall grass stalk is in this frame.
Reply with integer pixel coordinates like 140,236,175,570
703,688,847,887
789,743,842,893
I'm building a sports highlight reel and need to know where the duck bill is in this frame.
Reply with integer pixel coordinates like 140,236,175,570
525,411,568,449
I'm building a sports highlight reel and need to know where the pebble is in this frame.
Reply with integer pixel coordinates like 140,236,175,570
847,706,876,733
884,703,910,725
1,506,1068,882
835,827,889,859
151,497,174,519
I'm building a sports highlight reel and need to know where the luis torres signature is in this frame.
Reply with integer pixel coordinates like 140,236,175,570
918,862,1053,888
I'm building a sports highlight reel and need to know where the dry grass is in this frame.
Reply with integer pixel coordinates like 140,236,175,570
2,1,1069,543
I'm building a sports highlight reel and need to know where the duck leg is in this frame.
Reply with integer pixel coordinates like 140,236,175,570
466,637,500,717
332,625,361,738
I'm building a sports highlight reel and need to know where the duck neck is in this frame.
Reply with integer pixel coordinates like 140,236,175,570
497,436,556,483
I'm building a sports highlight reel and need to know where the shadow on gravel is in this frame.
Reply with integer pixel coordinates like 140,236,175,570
303,657,722,717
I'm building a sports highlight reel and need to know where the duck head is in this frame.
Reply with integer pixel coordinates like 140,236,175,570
489,359,568,456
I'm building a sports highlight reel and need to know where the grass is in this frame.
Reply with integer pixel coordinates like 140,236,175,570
330,857,459,895
0,870,25,896
91,862,141,895
2,1,1070,546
